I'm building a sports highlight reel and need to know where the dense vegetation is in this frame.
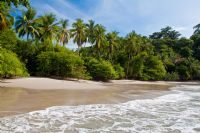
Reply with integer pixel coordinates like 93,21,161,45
0,0,200,81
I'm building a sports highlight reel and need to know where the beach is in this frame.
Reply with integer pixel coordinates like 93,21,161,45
0,78,200,132
0,77,175,117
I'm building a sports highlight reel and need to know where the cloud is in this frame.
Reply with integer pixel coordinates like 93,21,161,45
29,0,200,48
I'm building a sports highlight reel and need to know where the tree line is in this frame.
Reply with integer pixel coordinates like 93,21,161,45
1,0,200,81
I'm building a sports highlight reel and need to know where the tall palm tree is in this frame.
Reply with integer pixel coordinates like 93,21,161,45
15,7,39,40
57,19,70,46
86,19,96,43
38,13,59,42
71,18,87,51
193,23,200,34
106,31,119,61
125,31,142,77
126,31,141,56
91,24,106,57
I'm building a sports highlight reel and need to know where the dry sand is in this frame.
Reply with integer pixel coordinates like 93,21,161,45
0,77,107,90
1,77,197,90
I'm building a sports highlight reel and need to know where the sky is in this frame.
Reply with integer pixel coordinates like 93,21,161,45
28,0,200,48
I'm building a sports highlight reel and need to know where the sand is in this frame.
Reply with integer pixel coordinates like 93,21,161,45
0,77,107,90
1,77,196,117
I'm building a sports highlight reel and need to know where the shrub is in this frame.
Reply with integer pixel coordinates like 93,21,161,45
14,40,38,75
114,64,125,79
128,53,166,80
84,57,118,81
0,48,28,78
36,51,86,78
164,72,179,81
143,56,166,80
0,29,17,51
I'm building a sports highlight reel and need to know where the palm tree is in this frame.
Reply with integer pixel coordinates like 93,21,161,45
3,0,30,7
0,3,14,30
106,31,119,61
38,13,59,42
193,23,200,34
71,19,87,51
91,24,106,57
57,19,70,46
86,19,96,43
125,31,142,77
0,0,29,30
15,7,39,40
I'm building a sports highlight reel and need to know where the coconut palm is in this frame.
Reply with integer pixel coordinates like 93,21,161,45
91,24,106,57
38,13,59,42
57,19,70,46
15,7,39,40
125,31,142,77
71,18,87,51
0,3,14,30
106,31,119,61
86,19,96,43
193,23,200,34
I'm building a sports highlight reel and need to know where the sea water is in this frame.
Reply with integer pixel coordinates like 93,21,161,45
0,85,200,133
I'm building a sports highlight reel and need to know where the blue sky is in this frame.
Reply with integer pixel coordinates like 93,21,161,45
29,0,200,48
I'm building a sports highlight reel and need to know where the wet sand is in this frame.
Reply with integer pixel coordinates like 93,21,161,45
0,83,171,117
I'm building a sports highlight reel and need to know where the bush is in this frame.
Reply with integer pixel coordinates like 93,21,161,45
142,56,166,80
114,64,125,79
84,57,118,81
0,29,17,51
36,51,86,78
14,40,38,75
128,52,166,80
0,48,28,78
164,72,179,81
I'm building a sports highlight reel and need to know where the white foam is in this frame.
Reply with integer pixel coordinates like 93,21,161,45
0,85,200,133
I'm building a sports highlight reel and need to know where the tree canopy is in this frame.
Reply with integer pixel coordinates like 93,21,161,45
1,0,200,81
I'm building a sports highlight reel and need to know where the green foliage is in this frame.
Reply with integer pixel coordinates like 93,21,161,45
127,52,166,80
1,0,30,7
164,72,179,81
71,19,87,49
114,64,125,79
36,51,86,78
0,0,29,30
175,60,190,80
150,26,181,39
142,55,166,80
15,7,39,40
1,0,200,82
0,29,17,51
14,40,37,74
0,48,28,78
189,58,200,80
191,34,200,60
84,57,117,80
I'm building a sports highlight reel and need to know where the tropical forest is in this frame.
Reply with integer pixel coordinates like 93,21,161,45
1,0,200,81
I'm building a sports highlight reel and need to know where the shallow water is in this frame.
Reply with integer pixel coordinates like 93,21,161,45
0,85,200,133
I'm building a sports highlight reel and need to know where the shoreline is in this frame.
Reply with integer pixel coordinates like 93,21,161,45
1,77,198,90
0,77,198,117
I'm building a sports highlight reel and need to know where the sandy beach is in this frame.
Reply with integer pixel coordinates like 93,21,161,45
0,77,195,117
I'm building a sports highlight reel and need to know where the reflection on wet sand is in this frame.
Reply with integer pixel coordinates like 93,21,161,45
0,84,170,117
